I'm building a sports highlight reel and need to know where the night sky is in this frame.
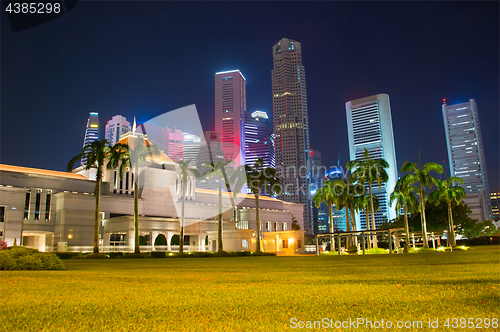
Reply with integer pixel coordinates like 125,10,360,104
2,1,499,188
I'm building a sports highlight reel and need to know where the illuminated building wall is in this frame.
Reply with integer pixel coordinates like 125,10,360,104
215,70,246,169
442,99,492,221
490,190,499,221
244,111,275,168
272,37,312,234
105,115,131,147
346,94,398,229
183,132,201,168
81,112,100,166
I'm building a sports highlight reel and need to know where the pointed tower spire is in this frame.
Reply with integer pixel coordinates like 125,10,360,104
132,116,136,134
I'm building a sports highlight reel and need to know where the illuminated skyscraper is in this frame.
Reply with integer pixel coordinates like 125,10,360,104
272,38,312,234
105,115,131,146
442,99,492,221
81,112,100,166
244,111,275,168
215,70,246,169
346,93,398,229
183,132,201,168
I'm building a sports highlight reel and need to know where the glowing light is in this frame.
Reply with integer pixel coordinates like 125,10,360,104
68,234,73,239
90,124,98,128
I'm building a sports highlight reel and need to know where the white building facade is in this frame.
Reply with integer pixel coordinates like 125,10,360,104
346,93,398,229
105,115,131,146
442,99,492,221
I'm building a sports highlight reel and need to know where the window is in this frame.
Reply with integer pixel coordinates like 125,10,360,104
45,191,52,221
274,222,279,231
282,222,287,231
266,221,271,232
242,239,248,250
110,234,126,246
282,239,288,249
297,240,302,248
0,206,4,223
34,190,42,220
24,191,31,220
236,220,248,229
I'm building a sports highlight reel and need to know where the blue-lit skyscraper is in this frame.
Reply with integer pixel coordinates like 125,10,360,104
442,99,492,221
244,111,275,168
81,112,100,166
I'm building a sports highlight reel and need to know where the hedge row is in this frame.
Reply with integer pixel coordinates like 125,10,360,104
54,251,276,259
0,247,65,270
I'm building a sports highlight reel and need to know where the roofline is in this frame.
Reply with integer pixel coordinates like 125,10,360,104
0,164,89,180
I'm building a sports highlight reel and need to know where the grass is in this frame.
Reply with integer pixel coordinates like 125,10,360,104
1,246,499,331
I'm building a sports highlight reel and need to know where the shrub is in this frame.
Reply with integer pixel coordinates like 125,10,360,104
55,252,81,259
139,236,147,246
155,234,168,246
0,240,8,250
7,246,39,258
83,253,110,259
410,247,437,253
0,251,16,270
121,253,149,259
150,251,166,258
169,234,179,246
365,248,390,255
107,252,124,258
16,255,44,270
38,253,66,270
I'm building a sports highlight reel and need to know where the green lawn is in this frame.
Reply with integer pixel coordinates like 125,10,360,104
1,247,499,331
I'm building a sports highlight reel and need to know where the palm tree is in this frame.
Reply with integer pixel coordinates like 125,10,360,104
355,193,380,249
202,160,235,252
429,177,466,247
390,174,419,252
232,158,281,253
67,139,112,253
329,179,352,249
110,137,161,253
401,161,443,248
346,148,389,248
176,159,195,254
313,179,337,249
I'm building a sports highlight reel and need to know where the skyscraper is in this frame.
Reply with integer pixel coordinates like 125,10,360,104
105,115,131,146
346,93,398,229
215,70,246,169
196,131,225,190
244,111,275,168
272,38,312,234
310,150,328,234
81,112,100,166
442,99,492,221
183,132,201,168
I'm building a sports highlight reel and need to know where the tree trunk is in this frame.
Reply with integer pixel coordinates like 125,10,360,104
218,178,223,252
420,189,429,248
350,207,357,249
368,184,378,248
94,168,102,254
329,204,334,251
365,207,371,249
180,175,186,254
134,169,140,253
448,201,456,247
345,203,350,249
404,204,410,253
255,191,261,253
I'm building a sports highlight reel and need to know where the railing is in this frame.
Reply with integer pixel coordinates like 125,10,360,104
59,245,210,253
304,245,316,253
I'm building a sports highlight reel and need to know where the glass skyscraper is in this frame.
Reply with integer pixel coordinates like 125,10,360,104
81,112,100,166
272,38,312,234
244,111,275,169
442,99,492,221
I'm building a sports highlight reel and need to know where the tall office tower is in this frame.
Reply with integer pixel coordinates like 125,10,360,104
164,127,184,162
442,99,492,221
215,70,246,169
196,131,225,190
183,132,201,168
244,111,275,168
81,112,100,166
105,115,131,146
309,150,328,234
490,190,499,222
346,93,398,229
272,38,312,234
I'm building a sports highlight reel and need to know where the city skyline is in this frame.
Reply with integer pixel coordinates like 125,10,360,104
2,2,498,190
